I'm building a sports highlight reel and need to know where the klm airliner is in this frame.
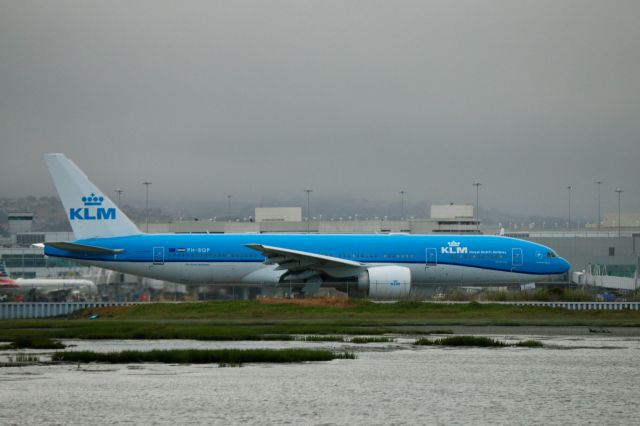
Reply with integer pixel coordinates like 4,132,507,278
40,154,569,298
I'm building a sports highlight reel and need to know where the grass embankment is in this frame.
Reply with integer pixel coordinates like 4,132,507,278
52,348,355,365
69,299,640,325
2,300,639,343
415,336,544,348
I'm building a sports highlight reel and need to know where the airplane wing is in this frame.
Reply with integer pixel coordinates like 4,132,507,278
245,244,364,280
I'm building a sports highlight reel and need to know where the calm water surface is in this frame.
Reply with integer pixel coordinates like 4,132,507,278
1,335,639,425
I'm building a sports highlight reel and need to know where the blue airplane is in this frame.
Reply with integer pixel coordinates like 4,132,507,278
41,154,570,298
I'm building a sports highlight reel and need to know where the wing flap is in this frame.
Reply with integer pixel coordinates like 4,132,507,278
246,244,362,267
245,244,363,279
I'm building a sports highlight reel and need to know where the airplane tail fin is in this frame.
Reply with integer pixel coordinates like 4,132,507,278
45,153,142,240
0,261,9,278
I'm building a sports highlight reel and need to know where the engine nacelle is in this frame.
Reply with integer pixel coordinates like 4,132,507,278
357,266,411,299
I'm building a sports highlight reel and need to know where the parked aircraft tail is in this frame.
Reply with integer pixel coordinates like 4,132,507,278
45,153,142,239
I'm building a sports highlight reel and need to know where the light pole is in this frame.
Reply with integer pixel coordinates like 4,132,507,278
142,181,152,232
114,189,123,208
399,190,406,220
473,182,482,230
305,189,312,233
615,188,623,238
595,181,602,229
567,185,572,230
227,195,232,219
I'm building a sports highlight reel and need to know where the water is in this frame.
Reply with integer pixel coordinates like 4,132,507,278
1,335,639,425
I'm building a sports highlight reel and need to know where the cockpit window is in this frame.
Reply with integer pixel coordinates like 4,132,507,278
546,251,557,258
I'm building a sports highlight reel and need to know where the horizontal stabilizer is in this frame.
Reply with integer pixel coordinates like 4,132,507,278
46,241,124,255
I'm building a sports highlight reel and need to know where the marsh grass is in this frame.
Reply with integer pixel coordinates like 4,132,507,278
14,353,39,363
415,336,544,348
515,340,544,348
349,337,394,344
415,336,506,347
297,335,346,342
0,321,397,343
0,335,65,350
52,348,356,365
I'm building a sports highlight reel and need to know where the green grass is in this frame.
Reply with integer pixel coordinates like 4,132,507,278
52,348,356,365
64,300,640,325
445,287,604,302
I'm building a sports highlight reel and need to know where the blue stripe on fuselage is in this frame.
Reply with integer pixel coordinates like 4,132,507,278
43,234,570,275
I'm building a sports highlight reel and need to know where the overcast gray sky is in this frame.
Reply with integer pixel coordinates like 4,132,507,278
1,0,638,220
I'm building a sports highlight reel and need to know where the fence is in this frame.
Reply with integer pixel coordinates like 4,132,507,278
0,302,141,320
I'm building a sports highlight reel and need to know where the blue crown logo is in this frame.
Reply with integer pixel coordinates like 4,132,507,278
82,193,104,206
448,241,461,247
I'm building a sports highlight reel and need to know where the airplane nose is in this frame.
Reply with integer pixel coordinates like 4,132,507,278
559,257,571,273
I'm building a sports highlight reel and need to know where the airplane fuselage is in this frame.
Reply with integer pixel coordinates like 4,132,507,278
45,233,569,286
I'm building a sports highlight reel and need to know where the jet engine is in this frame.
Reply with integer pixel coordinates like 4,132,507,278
357,266,411,299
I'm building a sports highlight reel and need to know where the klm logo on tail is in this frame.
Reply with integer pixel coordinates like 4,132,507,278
69,193,116,221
